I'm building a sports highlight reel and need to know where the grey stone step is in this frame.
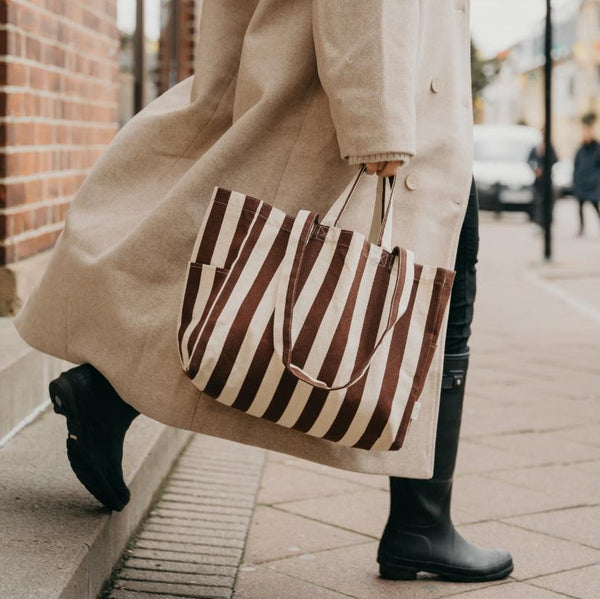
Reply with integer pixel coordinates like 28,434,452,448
0,405,192,599
0,317,70,446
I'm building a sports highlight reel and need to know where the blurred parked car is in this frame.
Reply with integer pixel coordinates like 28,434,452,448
552,159,574,197
473,124,541,217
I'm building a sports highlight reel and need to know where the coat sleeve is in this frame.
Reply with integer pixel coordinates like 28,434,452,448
312,1,419,164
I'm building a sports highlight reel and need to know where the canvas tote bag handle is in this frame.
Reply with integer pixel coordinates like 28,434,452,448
273,208,415,391
321,163,395,250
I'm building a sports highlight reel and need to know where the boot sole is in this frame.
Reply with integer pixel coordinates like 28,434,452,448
379,559,514,582
49,374,128,512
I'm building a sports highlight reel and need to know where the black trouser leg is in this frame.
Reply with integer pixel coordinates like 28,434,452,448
445,175,479,355
578,199,585,235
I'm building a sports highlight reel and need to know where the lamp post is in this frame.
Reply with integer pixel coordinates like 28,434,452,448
542,0,553,260
134,0,146,114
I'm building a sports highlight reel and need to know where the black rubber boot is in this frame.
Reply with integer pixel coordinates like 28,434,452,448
49,363,140,511
377,352,513,582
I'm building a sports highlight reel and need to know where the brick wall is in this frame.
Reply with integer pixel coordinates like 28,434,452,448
0,0,120,266
157,0,195,95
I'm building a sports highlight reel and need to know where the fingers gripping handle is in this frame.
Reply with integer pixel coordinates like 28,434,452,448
321,164,398,252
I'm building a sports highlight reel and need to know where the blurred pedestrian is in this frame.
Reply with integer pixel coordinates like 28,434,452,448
573,112,600,236
528,127,558,228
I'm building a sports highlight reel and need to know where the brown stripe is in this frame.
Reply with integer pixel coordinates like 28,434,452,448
204,223,290,397
292,246,370,433
178,262,203,364
229,313,276,411
222,196,262,270
261,237,350,422
230,234,329,413
352,270,420,449
193,189,230,263
324,263,424,443
187,202,273,379
390,267,455,450
321,262,393,441
348,262,391,380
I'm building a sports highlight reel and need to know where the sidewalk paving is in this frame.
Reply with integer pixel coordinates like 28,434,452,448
104,198,600,599
233,199,600,599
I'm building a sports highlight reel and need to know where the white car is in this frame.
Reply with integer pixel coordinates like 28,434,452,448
473,124,542,215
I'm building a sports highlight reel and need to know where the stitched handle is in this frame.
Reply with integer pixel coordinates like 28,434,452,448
321,164,397,251
272,209,415,391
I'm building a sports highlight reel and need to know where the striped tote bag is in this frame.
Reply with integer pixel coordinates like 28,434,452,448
177,166,455,451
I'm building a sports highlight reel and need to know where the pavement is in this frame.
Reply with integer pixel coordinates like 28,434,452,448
105,197,600,599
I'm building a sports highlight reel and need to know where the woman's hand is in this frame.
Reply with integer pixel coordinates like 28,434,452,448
357,161,404,177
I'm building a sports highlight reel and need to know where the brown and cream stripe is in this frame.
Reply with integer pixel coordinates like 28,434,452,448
176,186,455,451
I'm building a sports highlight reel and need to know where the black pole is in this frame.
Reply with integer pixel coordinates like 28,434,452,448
543,0,553,260
134,0,146,113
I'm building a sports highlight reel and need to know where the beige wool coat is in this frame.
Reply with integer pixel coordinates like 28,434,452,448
14,0,474,478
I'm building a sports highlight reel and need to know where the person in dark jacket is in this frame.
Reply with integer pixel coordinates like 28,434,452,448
528,128,558,228
573,113,600,236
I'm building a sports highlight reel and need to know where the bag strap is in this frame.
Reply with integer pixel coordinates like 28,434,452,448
273,208,414,391
321,164,396,251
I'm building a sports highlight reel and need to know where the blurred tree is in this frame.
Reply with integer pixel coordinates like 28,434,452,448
471,39,500,101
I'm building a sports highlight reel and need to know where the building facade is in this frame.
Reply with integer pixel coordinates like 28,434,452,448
481,0,600,160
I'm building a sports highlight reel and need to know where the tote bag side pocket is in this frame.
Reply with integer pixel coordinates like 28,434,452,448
177,262,230,373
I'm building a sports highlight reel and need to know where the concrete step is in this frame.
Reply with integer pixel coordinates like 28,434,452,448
0,405,193,599
0,317,71,446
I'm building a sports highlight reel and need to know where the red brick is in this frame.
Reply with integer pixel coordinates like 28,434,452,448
0,182,26,208
6,122,36,146
24,36,43,62
24,179,44,203
36,122,52,144
6,62,28,87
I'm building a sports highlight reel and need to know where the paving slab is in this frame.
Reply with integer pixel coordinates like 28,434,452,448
484,463,600,506
450,474,577,524
233,566,351,599
268,453,390,490
529,563,600,599
256,460,372,504
274,488,389,538
447,581,569,599
502,505,600,550
471,431,600,466
243,505,370,564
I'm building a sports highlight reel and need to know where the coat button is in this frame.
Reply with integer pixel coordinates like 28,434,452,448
431,78,442,93
405,173,418,190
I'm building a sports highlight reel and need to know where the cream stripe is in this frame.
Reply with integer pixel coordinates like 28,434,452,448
192,207,287,389
216,261,285,406
209,191,248,268
305,245,382,437
335,270,399,448
292,228,342,344
244,354,288,418
180,265,217,368
276,233,365,427
369,278,435,451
